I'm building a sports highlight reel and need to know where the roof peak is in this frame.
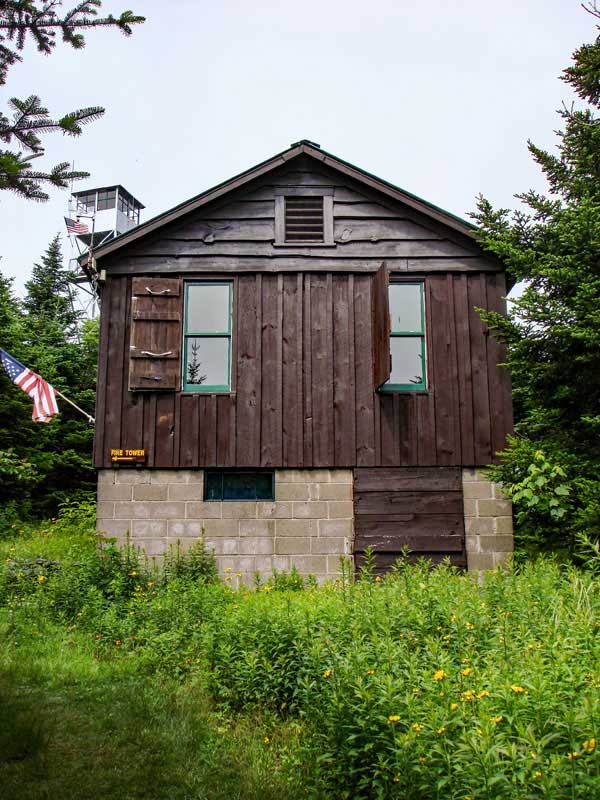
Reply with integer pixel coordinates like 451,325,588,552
290,139,321,149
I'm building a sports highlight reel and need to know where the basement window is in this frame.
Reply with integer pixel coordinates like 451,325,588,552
274,188,334,245
204,470,275,501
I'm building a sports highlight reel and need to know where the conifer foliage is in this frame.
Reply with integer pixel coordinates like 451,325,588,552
473,2,600,551
0,235,97,519
0,1,144,200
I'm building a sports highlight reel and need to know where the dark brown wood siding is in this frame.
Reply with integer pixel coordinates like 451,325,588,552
94,269,512,469
353,467,466,570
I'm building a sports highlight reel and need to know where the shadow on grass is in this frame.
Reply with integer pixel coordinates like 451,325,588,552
0,614,300,800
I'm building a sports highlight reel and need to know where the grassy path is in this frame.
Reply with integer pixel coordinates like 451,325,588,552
0,610,299,800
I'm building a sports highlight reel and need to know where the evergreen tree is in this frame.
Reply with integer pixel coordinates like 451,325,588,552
473,2,600,551
0,236,97,517
0,2,144,200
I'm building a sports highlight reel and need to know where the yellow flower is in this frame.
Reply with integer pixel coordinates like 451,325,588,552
437,727,446,735
375,575,382,582
224,567,232,573
392,777,400,783
567,752,579,761
492,715,503,724
442,634,451,641
583,738,596,754
129,570,137,577
510,685,525,694
412,723,423,733
461,667,472,677
418,756,427,763
366,668,375,675
433,670,447,681
263,736,270,744
439,691,445,697
323,669,332,678
533,771,542,780
477,690,490,699
450,703,459,711
466,622,474,630
387,715,401,724
235,572,242,577
37,574,45,583
461,690,475,702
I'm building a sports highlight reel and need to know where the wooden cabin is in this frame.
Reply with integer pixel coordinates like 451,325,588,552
90,140,513,581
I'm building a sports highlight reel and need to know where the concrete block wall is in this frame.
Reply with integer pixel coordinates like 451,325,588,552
462,468,514,570
96,468,354,584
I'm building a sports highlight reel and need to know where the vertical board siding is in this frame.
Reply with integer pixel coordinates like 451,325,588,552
96,271,511,468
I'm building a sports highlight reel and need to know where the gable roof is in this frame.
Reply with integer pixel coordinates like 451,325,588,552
84,140,480,267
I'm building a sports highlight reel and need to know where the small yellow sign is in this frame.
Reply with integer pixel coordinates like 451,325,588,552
111,448,146,463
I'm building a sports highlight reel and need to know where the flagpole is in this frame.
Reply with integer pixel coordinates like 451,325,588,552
54,388,95,424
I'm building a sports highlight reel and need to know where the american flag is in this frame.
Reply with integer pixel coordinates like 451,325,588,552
0,349,59,423
64,216,89,235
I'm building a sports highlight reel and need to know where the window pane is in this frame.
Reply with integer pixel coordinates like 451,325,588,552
187,285,230,333
204,472,223,500
389,284,423,333
390,337,424,386
186,337,229,387
204,471,274,501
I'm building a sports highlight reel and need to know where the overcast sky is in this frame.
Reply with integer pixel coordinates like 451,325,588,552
0,0,596,295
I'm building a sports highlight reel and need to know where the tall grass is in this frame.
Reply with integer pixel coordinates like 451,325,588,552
2,506,600,798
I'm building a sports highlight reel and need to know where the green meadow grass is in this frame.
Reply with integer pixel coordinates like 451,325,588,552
2,507,600,798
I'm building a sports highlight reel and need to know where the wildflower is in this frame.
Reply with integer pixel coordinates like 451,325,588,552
233,604,239,609
129,570,137,577
583,738,596,754
323,669,332,678
436,625,443,631
461,690,475,702
450,703,459,711
527,643,535,650
477,690,490,699
530,752,537,759
224,567,232,573
185,658,192,664
115,640,121,646
442,634,451,641
461,667,472,677
366,668,375,675
567,752,579,761
466,622,474,630
533,771,542,780
433,670,447,681
510,685,525,694
387,715,401,724
439,691,445,697
263,736,270,744
147,581,154,587
235,572,242,577
375,575,382,582
492,715,503,724
437,727,446,735
412,723,424,734
37,574,45,583
418,756,427,763
392,777,400,783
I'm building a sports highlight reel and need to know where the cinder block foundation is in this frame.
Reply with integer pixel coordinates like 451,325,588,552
96,468,354,584
462,468,514,570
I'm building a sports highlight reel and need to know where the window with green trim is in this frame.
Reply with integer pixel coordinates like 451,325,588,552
183,283,232,391
384,282,427,391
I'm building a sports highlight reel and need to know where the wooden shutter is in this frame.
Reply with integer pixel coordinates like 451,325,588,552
129,278,182,391
372,262,391,388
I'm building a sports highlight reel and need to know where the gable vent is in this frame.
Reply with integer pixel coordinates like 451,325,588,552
284,196,324,242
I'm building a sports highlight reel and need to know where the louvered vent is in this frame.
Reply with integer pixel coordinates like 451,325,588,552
284,196,324,242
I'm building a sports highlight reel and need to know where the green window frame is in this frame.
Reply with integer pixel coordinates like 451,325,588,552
183,282,232,392
383,281,427,392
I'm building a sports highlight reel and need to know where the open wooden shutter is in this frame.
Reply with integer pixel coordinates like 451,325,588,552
129,278,182,391
372,262,391,389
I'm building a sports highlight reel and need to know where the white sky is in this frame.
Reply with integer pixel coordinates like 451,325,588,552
0,0,596,294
